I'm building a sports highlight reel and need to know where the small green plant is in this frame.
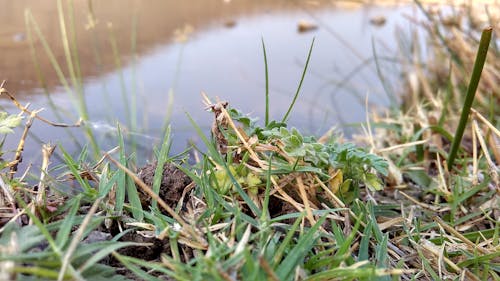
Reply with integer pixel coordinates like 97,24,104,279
0,112,22,134
223,107,388,202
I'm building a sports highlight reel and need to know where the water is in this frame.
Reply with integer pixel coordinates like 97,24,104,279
0,0,422,168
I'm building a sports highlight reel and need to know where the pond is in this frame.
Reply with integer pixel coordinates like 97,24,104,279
0,0,424,167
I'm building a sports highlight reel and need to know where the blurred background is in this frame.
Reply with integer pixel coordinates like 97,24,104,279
0,0,496,167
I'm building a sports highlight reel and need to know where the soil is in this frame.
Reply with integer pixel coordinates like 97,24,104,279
114,231,166,260
136,162,193,212
104,161,194,279
268,195,297,224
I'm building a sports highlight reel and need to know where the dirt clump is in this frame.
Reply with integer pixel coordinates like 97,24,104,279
115,231,165,261
136,162,192,211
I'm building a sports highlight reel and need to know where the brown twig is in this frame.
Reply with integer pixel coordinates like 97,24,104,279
35,144,56,207
0,85,82,128
472,119,499,192
259,256,280,281
8,110,38,180
29,143,55,225
295,176,317,226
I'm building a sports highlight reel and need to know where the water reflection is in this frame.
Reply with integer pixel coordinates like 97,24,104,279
0,0,349,94
0,0,419,167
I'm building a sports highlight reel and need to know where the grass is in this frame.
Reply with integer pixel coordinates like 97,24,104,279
447,27,493,170
0,1,499,280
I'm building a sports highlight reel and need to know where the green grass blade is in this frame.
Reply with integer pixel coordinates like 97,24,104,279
282,38,315,123
375,234,389,268
26,6,99,156
67,0,83,91
60,146,95,196
222,161,261,217
306,264,399,280
332,216,361,266
16,197,62,258
25,10,78,128
447,27,492,170
276,215,326,280
12,266,66,279
126,172,143,221
186,112,221,159
98,165,119,198
273,214,303,266
152,126,172,210
359,219,372,262
186,112,260,216
115,124,127,214
55,195,81,249
262,37,270,126
112,253,166,281
115,124,143,220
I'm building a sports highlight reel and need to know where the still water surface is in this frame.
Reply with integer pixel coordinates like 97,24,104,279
0,1,421,166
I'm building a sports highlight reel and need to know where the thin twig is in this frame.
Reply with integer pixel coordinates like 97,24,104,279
433,216,490,255
419,239,480,281
295,176,317,226
0,86,82,128
472,119,478,185
30,143,55,225
259,256,280,281
399,191,445,212
471,108,500,138
8,110,38,180
472,120,499,192
35,144,56,207
376,140,429,153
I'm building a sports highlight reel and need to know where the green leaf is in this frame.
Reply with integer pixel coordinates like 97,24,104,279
0,112,22,134
364,173,384,191
406,169,431,188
